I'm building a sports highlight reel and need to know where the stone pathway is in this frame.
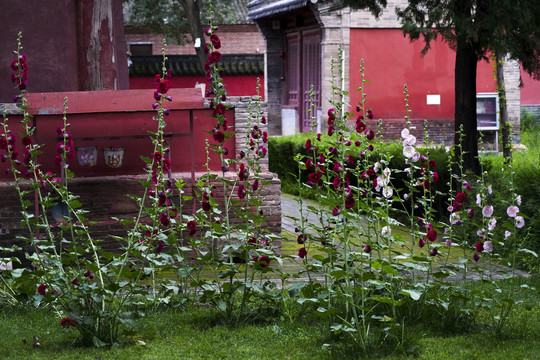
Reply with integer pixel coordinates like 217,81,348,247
279,194,530,281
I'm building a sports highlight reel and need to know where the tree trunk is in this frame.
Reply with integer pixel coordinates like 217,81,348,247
454,38,481,175
177,0,207,74
496,51,512,162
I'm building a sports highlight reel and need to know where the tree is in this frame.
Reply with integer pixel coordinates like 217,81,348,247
124,0,236,73
341,0,540,174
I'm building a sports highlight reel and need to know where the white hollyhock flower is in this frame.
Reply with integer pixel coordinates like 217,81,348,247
507,205,519,218
401,128,410,139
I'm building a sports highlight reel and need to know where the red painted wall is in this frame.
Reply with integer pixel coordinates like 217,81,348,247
130,75,265,99
0,89,235,180
349,29,496,121
520,68,540,105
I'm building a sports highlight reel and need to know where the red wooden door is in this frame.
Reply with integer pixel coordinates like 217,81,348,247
285,30,321,133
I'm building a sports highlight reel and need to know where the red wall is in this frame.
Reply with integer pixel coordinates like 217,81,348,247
0,89,235,180
130,75,265,99
521,68,540,105
349,29,496,121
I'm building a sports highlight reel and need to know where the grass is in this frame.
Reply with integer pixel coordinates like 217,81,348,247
1,276,540,359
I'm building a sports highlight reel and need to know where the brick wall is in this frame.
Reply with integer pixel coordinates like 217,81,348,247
125,24,265,55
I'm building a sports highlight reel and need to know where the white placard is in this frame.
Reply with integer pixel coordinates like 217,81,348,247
426,94,441,105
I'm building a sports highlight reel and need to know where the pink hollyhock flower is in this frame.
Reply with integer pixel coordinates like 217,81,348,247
516,195,522,206
445,239,452,247
515,216,525,229
488,217,497,231
505,230,511,239
483,240,493,253
507,205,519,218
476,194,482,206
298,247,307,258
482,205,494,217
487,185,492,194
381,226,391,237
363,244,371,253
464,183,471,191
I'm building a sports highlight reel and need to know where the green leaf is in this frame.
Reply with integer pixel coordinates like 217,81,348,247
401,289,422,301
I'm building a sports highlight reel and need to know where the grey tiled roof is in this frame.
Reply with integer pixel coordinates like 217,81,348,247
247,0,309,20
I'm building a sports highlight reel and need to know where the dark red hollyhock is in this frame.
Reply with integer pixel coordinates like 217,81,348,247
428,160,436,168
473,253,480,262
418,237,426,248
327,126,334,136
475,241,484,253
204,62,211,72
238,184,247,199
258,255,270,268
208,51,222,64
297,234,306,244
309,172,322,184
298,247,307,258
430,248,438,256
187,220,197,235
213,131,225,143
456,192,467,203
261,116,267,124
432,171,439,183
202,201,211,211
252,179,259,191
367,110,374,119
423,179,431,190
158,79,171,94
257,146,267,157
365,129,375,141
263,131,268,143
37,284,47,295
305,158,313,170
61,317,79,328
345,196,355,209
363,244,371,253
210,34,221,49
214,103,226,115
159,212,170,227
238,162,248,180
71,277,79,286
305,139,312,151
426,229,437,242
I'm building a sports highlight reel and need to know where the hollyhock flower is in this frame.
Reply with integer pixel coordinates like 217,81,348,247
418,238,426,248
420,155,426,163
83,270,94,279
305,139,312,151
365,129,375,141
474,253,480,262
159,213,170,227
445,239,452,247
252,179,259,191
516,195,522,206
345,196,355,209
488,217,497,231
487,185,492,195
356,121,366,133
327,126,334,136
258,146,267,157
297,234,306,244
423,179,431,190
464,183,471,191
158,79,171,94
382,186,393,198
72,277,79,285
367,110,374,119
426,229,437,242
404,134,416,146
482,205,494,217
401,128,409,139
298,247,307,258
515,216,525,229
38,284,47,295
355,140,361,147
450,212,461,225
381,226,391,237
476,194,482,206
309,172,322,184
187,220,197,235
411,152,421,162
213,131,225,143
202,201,211,211
263,131,268,143
328,108,335,117
430,248,438,256
456,192,466,203
476,241,484,252
507,205,519,218
305,158,313,170
363,244,371,253
403,145,415,158
210,34,221,49
332,206,340,216
432,171,439,183
238,185,247,199
467,208,474,218
208,51,222,64
332,177,341,189
505,230,511,239
428,160,436,168
484,240,493,253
